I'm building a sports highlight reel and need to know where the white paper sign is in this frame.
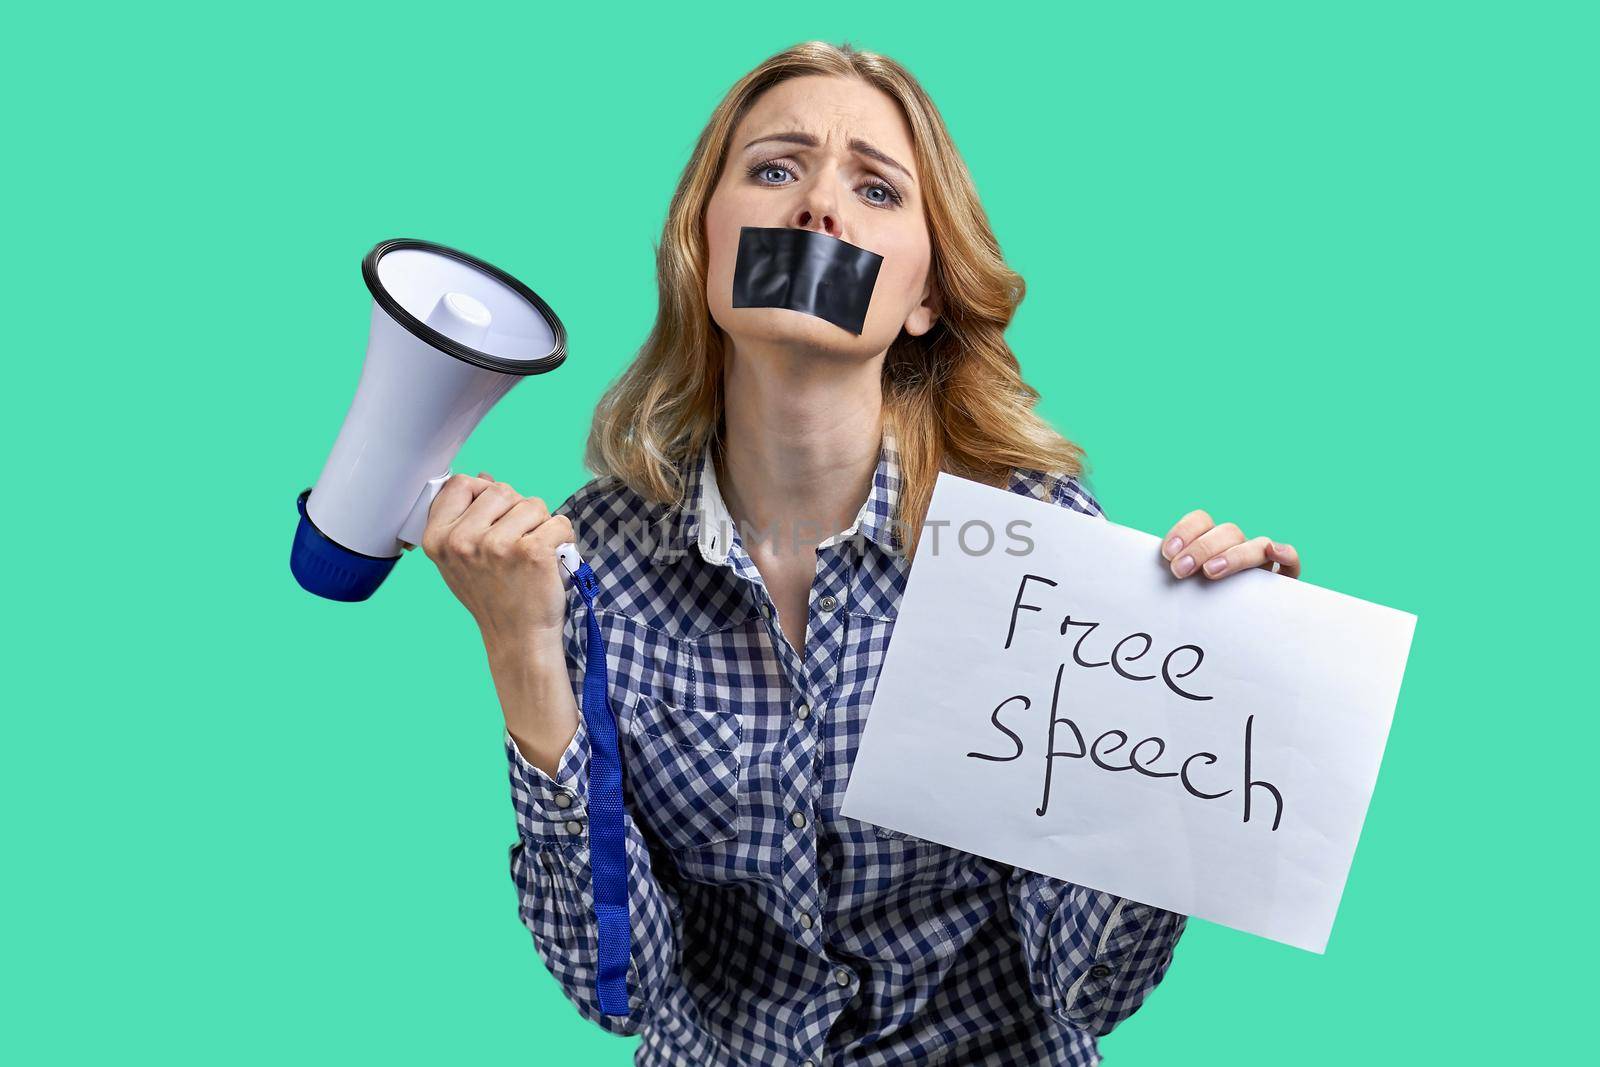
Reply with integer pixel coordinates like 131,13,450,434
840,473,1417,953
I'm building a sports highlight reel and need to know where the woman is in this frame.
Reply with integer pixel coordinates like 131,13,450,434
421,41,1302,1067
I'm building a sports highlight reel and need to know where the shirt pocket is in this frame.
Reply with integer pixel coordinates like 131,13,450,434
627,695,744,851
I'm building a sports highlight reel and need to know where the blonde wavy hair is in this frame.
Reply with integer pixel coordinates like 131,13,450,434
583,39,1088,560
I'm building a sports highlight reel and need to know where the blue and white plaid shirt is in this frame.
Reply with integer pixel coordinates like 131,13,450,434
504,426,1187,1066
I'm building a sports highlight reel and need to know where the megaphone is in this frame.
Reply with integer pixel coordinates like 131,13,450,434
291,238,577,602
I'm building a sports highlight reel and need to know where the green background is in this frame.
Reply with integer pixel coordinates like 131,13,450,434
6,2,1592,1063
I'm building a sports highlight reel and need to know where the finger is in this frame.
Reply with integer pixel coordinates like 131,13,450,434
520,512,576,562
426,472,495,529
1199,535,1273,580
450,480,524,544
1172,521,1244,578
1160,509,1216,563
1266,540,1302,579
482,495,552,553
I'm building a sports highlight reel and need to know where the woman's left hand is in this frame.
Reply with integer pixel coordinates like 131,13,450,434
1159,510,1301,580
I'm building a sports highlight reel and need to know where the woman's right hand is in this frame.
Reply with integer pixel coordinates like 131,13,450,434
419,471,574,656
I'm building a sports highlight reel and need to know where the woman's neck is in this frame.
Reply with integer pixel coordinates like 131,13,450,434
716,338,886,557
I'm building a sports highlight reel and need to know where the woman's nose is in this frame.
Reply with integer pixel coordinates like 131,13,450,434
792,206,840,236
789,175,843,239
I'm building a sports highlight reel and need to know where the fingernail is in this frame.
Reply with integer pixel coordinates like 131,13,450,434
1174,554,1195,577
1203,556,1228,576
1270,541,1285,554
1163,537,1183,560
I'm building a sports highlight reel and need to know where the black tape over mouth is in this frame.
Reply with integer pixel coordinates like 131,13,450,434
730,226,884,336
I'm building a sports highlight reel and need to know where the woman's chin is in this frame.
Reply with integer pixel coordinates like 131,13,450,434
725,307,879,360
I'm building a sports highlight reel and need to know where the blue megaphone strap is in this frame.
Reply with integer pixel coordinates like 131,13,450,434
571,559,632,1017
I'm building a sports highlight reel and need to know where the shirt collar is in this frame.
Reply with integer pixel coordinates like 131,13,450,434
653,424,905,565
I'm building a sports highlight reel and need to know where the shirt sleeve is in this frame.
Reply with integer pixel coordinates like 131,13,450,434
1007,869,1186,1034
1002,472,1188,1034
503,575,685,1036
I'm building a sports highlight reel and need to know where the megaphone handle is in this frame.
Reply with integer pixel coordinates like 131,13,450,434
396,474,588,579
557,542,584,582
396,473,453,548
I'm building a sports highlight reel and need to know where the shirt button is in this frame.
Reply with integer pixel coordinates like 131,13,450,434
563,819,584,835
553,792,573,809
818,594,838,612
790,810,808,829
801,1061,817,1067
797,911,813,930
760,601,773,619
834,967,852,986
1090,963,1113,979
795,702,811,721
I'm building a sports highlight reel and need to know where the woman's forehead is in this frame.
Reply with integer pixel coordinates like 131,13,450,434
737,77,913,157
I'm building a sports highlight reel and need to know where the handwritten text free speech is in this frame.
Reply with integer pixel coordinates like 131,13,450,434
972,572,1285,831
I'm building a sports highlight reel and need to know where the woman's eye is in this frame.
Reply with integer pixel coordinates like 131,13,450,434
751,163,792,184
861,180,904,208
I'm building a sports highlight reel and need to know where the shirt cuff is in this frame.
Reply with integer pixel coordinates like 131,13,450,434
505,716,591,849
1015,870,1172,999
1058,893,1185,1030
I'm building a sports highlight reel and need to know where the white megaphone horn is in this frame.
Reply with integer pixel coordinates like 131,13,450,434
291,238,583,602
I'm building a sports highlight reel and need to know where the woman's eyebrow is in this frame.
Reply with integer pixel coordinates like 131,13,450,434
742,131,916,185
